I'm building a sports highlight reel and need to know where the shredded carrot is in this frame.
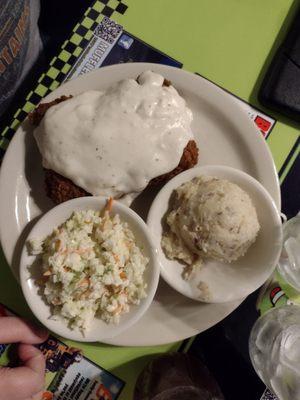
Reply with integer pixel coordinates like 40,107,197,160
125,240,133,249
78,277,90,288
113,253,120,263
119,271,127,280
75,248,92,255
55,239,61,252
52,297,62,306
112,305,123,315
79,289,92,300
105,197,113,213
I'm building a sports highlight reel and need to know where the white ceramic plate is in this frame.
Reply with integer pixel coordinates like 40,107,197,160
0,63,280,346
20,197,159,342
148,165,282,303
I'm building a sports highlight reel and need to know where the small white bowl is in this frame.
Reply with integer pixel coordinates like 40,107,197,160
20,196,160,342
147,165,282,303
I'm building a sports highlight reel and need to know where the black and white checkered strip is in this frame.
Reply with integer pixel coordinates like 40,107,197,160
98,0,128,16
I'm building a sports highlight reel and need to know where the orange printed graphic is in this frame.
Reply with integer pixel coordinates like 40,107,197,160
96,384,113,400
0,2,30,75
39,337,83,373
9,36,21,57
42,391,54,400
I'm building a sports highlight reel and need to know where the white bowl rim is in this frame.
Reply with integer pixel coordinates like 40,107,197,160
147,165,283,302
20,196,160,342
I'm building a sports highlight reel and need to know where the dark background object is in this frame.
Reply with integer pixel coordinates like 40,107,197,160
188,290,266,400
280,137,300,219
134,353,225,400
0,0,94,134
259,5,300,122
39,0,94,63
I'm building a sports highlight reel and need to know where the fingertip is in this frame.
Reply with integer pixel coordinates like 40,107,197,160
0,317,48,344
18,344,45,374
26,321,49,342
31,390,45,400
0,346,46,399
18,343,41,360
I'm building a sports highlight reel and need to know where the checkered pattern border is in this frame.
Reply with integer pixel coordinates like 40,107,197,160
0,0,128,159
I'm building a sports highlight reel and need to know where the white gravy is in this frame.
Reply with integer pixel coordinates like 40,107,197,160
34,71,194,198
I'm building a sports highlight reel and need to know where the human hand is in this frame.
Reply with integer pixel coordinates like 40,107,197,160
0,317,48,400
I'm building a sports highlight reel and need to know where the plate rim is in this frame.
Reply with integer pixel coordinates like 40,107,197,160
0,62,281,346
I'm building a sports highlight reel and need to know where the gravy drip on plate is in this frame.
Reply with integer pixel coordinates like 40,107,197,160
34,71,194,198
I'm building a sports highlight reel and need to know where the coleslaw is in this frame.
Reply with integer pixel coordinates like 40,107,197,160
28,200,148,332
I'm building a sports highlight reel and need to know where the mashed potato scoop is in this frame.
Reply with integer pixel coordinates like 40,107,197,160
162,176,260,270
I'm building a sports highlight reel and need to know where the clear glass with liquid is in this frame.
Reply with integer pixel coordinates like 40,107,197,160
249,305,300,400
277,213,300,291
